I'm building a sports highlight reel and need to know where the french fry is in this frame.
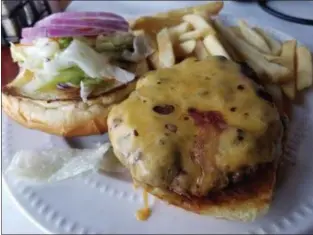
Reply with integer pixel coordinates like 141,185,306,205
132,29,146,36
168,22,192,40
267,41,296,70
148,51,161,70
254,27,282,55
265,41,296,71
212,24,244,62
217,32,244,62
229,25,281,60
154,2,224,19
263,54,279,62
230,26,243,38
279,40,297,99
194,40,210,60
182,14,216,34
130,2,223,36
156,28,175,68
175,40,196,57
203,34,230,59
214,19,291,83
238,20,271,54
179,29,207,42
281,81,296,100
130,17,181,40
296,45,313,90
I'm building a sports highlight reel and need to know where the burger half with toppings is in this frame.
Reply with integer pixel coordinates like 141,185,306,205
108,57,286,221
2,12,153,136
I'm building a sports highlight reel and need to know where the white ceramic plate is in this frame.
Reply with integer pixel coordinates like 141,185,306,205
2,10,313,235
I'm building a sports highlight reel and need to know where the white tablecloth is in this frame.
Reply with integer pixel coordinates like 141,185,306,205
3,1,313,234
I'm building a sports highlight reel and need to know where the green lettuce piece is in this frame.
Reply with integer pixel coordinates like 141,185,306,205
37,66,110,92
81,77,113,90
58,37,73,49
37,66,85,92
82,78,105,86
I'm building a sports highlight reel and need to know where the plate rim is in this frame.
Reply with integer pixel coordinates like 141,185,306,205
2,12,313,234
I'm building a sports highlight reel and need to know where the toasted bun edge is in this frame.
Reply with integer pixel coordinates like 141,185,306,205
141,163,277,222
2,81,136,137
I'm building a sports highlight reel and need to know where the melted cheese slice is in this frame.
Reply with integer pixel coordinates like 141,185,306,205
108,57,282,195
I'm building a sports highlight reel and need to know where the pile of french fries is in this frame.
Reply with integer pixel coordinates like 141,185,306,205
131,2,312,101
214,19,312,100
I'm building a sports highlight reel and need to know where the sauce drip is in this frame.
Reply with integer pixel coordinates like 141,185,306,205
136,190,151,221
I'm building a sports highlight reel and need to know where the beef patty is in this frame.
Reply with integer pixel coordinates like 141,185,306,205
108,57,284,198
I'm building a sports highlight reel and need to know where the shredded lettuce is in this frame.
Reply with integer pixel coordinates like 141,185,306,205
80,80,93,102
82,78,108,86
10,42,27,62
79,78,111,102
58,39,110,78
13,36,137,101
105,65,135,83
10,38,60,69
58,37,73,49
37,66,85,92
58,39,135,83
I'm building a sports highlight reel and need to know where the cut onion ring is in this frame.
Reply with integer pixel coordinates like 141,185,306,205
57,82,80,90
20,37,35,44
36,12,127,27
22,27,116,39
45,18,129,31
21,11,129,41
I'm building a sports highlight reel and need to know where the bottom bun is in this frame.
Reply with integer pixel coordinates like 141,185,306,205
143,163,277,222
2,82,136,137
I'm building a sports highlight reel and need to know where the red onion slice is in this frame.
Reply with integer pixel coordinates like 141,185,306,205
36,12,127,27
57,83,70,89
21,11,129,41
47,18,128,31
57,82,79,90
20,37,35,44
22,27,115,39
